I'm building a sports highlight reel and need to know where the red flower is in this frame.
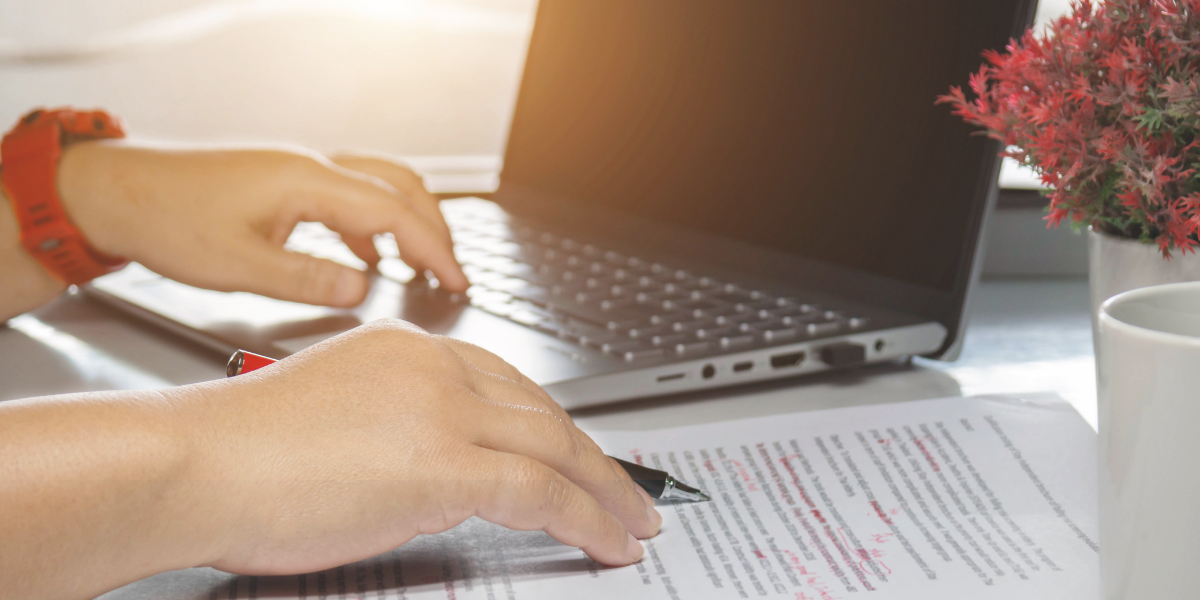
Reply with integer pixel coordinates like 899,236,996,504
939,0,1200,256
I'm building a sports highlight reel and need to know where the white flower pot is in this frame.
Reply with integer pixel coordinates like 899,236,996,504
1088,227,1200,324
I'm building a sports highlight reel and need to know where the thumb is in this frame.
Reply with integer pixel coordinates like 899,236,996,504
233,240,370,307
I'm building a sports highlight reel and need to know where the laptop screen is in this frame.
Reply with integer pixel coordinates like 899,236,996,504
500,0,1026,293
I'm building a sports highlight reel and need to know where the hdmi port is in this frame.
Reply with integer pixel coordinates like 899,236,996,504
770,351,806,369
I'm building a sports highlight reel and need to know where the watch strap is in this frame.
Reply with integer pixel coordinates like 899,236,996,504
1,108,128,285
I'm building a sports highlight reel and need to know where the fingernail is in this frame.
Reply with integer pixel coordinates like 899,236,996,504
626,533,645,562
636,487,662,532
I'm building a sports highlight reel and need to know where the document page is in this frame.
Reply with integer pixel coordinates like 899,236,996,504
126,394,1098,600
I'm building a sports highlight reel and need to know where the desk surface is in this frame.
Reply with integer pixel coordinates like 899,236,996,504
0,276,1096,598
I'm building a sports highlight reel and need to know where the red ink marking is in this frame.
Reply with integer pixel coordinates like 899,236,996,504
754,549,766,560
869,501,893,526
912,437,940,472
779,455,817,508
782,550,810,573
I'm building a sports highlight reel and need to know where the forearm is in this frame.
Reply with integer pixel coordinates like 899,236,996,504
0,386,235,600
0,185,67,321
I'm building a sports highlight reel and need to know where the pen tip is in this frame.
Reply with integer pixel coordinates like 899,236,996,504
668,480,713,503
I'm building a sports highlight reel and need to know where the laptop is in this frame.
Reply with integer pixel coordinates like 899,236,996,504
87,0,1037,409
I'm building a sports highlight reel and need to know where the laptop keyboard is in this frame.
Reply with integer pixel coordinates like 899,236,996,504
288,208,872,363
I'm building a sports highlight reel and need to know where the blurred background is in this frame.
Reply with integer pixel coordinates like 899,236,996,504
0,0,1077,273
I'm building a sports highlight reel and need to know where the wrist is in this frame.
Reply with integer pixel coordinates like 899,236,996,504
0,185,67,319
166,378,278,568
55,139,133,258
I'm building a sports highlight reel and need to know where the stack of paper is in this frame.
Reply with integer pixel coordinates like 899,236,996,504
103,393,1098,600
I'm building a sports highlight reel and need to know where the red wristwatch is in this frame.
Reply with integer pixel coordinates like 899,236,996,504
1,107,128,285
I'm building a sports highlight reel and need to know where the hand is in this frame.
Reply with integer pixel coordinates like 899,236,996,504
55,141,468,307
0,319,662,599
186,319,662,573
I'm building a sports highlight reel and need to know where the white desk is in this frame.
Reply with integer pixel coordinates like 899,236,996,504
0,277,1096,598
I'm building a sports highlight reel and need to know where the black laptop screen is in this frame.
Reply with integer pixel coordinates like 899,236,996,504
500,0,1025,292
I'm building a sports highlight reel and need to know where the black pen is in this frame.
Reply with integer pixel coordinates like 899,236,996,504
226,349,713,504
610,457,711,502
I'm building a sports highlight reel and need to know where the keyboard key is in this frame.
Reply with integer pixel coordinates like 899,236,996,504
599,298,634,312
547,301,640,329
670,320,714,333
626,325,666,340
806,321,840,336
467,288,513,305
478,301,517,317
849,317,871,329
577,331,623,349
650,334,689,347
509,287,549,306
508,307,554,328
719,334,755,350
624,347,665,362
714,313,755,326
694,326,737,340
673,341,710,356
601,340,643,355
761,327,798,343
781,313,824,327
648,312,689,326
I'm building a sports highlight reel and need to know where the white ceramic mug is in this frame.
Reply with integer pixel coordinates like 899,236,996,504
1097,282,1200,599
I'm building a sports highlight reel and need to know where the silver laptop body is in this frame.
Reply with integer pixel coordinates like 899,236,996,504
87,0,1036,409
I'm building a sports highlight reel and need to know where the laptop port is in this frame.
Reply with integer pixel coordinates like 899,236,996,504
770,351,806,369
656,372,685,382
733,361,753,373
702,364,716,379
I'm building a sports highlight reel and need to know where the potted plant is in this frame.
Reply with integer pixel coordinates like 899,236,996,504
939,0,1200,318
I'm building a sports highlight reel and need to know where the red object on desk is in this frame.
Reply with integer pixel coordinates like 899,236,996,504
225,349,277,377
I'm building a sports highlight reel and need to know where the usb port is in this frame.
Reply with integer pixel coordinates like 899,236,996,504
770,351,806,369
733,361,753,373
656,372,685,382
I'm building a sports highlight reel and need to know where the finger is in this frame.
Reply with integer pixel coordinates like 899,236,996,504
467,448,644,566
296,167,469,292
230,238,370,307
340,234,381,268
463,369,660,539
329,153,452,246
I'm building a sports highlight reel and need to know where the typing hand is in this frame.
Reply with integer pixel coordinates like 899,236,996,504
55,140,467,306
190,320,662,573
